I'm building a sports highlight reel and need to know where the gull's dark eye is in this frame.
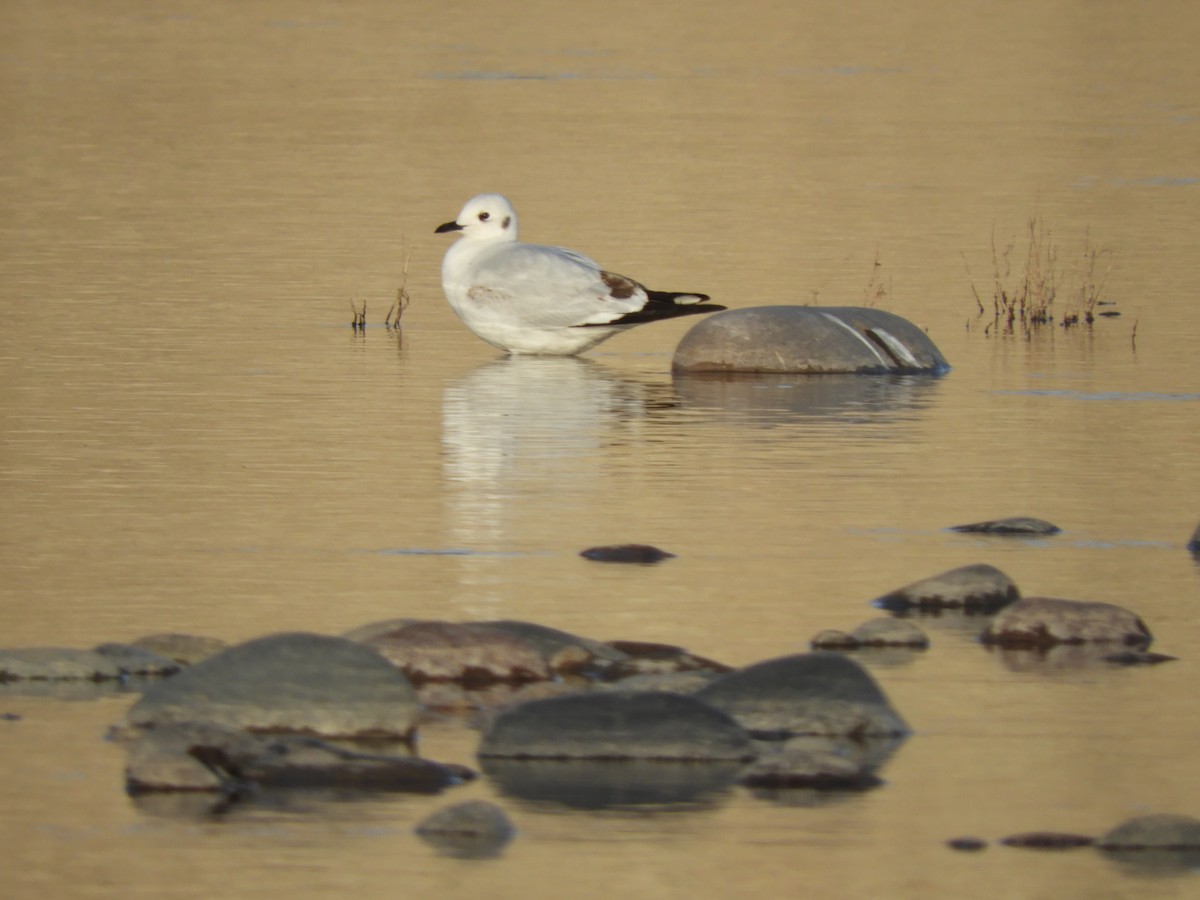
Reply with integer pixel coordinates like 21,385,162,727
479,212,490,221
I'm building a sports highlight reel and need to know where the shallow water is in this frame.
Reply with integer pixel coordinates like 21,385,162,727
2,0,1199,897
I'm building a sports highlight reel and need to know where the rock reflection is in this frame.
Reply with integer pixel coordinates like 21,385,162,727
672,372,943,427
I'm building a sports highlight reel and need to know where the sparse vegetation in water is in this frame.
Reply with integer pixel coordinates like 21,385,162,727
346,236,413,331
964,216,1115,337
350,299,367,331
862,248,891,308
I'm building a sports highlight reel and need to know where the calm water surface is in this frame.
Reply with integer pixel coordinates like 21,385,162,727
2,1,1198,898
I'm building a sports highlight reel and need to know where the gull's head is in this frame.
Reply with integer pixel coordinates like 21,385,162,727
435,193,519,242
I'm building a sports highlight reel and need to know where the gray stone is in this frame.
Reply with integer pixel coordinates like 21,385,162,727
480,620,632,678
579,544,675,563
740,737,881,789
1098,814,1200,850
128,633,229,665
950,516,1061,535
125,721,470,794
873,563,1021,613
124,632,419,740
416,800,515,858
999,832,1095,850
981,597,1153,649
0,647,124,682
694,652,909,739
352,620,551,686
672,306,949,374
477,690,755,761
849,618,929,648
1188,520,1200,552
602,640,733,680
93,643,182,677
809,630,859,650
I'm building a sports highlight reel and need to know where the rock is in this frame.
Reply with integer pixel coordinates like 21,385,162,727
579,544,676,563
353,620,551,686
693,652,909,739
597,671,723,695
1000,832,1095,849
481,620,632,678
739,737,881,790
93,643,182,677
601,640,733,680
980,597,1153,649
672,306,949,374
124,632,419,740
477,690,755,761
416,800,515,858
810,630,859,650
128,633,229,665
1097,814,1200,850
1102,650,1177,666
125,721,470,794
946,836,988,852
950,517,1060,536
1189,520,1200,552
873,563,1021,614
848,618,929,648
0,647,124,682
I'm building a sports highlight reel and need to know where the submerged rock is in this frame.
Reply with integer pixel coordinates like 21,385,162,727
0,647,124,682
740,737,881,790
579,544,676,563
873,563,1020,614
352,620,551,686
946,836,988,852
416,800,515,858
949,517,1060,536
128,633,229,665
478,690,754,761
125,721,469,794
481,620,631,678
602,640,733,680
809,630,859,650
93,643,182,677
1000,832,1096,850
693,652,909,739
672,306,949,374
125,632,419,740
1097,813,1200,849
980,597,1152,649
1189,520,1200,552
848,618,929,648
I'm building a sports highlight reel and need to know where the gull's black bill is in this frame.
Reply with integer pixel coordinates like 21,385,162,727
435,220,463,234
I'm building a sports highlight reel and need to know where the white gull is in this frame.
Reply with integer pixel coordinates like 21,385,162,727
435,193,724,355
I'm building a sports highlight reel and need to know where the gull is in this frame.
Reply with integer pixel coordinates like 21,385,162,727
435,193,725,355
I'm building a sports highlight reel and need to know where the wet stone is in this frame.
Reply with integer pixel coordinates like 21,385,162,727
810,630,859,650
128,633,229,665
477,690,755,761
579,544,676,564
93,643,182,677
949,517,1061,536
1097,813,1200,850
671,306,949,375
739,737,880,790
601,640,733,680
0,647,124,682
981,597,1153,649
946,836,988,852
353,620,551,686
480,620,632,678
125,632,420,740
1188,520,1200,552
694,652,909,739
1103,650,1177,666
1000,832,1096,850
873,563,1021,614
416,800,515,858
848,618,929,648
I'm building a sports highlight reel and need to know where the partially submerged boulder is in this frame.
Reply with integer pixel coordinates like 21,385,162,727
950,517,1060,536
1188,520,1200,552
1097,814,1200,850
873,563,1020,614
124,632,419,740
477,690,755,761
601,640,733,680
416,800,515,858
740,737,881,790
125,722,469,794
128,633,229,665
93,643,182,677
579,544,676,564
693,652,909,739
672,306,949,375
0,647,124,682
981,597,1152,650
352,620,551,686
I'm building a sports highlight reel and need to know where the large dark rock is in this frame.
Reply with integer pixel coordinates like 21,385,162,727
350,620,551,686
693,652,909,739
125,722,469,794
980,597,1152,649
1188,520,1200,552
124,632,419,740
477,690,755,760
672,306,949,375
873,563,1020,614
0,647,124,682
